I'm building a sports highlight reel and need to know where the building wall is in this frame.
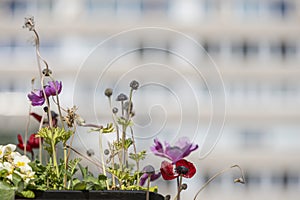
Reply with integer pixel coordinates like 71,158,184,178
0,0,300,199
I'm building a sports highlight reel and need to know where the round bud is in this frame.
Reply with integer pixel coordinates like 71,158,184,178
104,88,113,97
130,80,139,90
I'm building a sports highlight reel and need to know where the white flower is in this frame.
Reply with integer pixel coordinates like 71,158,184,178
2,161,14,180
0,144,16,158
0,145,4,158
3,161,14,172
13,154,32,173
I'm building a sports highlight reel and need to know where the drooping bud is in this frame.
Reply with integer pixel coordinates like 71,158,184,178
116,93,128,101
142,165,155,175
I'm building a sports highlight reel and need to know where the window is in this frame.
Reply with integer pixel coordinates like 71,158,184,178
269,0,294,18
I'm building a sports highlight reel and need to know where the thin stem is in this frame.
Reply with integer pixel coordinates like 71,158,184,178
99,130,109,190
193,165,245,200
49,75,65,129
33,29,49,77
146,175,151,200
63,142,67,188
130,126,140,185
24,104,32,155
127,89,133,119
41,76,53,128
66,145,103,168
38,113,45,163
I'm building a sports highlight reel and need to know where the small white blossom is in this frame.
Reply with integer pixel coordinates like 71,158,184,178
13,155,32,173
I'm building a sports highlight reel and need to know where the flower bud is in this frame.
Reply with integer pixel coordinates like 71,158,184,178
87,149,95,157
104,88,113,97
116,93,128,101
112,107,118,114
142,165,155,175
104,149,110,155
130,80,139,90
181,183,188,190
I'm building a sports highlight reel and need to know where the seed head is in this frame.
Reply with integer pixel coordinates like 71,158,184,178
130,80,139,90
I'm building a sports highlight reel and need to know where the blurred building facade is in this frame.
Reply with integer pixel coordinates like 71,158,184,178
0,0,300,199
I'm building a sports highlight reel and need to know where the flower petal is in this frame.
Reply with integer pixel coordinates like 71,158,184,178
45,81,62,97
27,90,45,106
175,159,196,179
160,161,177,180
139,173,149,186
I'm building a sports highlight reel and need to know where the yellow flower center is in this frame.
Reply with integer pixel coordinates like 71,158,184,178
17,161,25,167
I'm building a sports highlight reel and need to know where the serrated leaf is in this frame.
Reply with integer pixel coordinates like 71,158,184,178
18,190,35,198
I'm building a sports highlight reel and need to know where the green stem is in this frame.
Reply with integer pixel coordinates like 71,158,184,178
51,140,59,177
99,130,110,190
38,113,45,163
63,142,67,188
146,175,151,200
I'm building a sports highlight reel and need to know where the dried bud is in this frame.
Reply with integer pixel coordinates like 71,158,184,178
175,166,189,175
23,16,35,31
116,93,128,101
104,149,110,155
165,195,171,200
87,149,95,157
130,80,139,90
104,88,113,98
181,183,188,190
43,106,48,113
142,165,155,175
42,68,52,76
234,177,245,184
112,107,118,114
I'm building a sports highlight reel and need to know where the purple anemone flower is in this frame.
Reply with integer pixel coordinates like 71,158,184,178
139,172,161,186
150,137,198,163
45,81,62,97
27,90,45,106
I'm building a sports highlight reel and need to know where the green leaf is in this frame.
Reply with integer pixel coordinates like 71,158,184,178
124,138,133,149
117,117,133,127
98,174,107,181
0,181,12,190
0,188,15,200
101,123,115,133
129,150,147,162
73,182,87,190
18,190,35,198
12,172,22,187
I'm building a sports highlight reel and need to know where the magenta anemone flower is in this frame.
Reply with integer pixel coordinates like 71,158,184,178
150,137,198,163
27,90,45,106
45,81,62,96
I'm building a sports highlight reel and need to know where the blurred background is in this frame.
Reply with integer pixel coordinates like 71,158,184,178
1,0,300,199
